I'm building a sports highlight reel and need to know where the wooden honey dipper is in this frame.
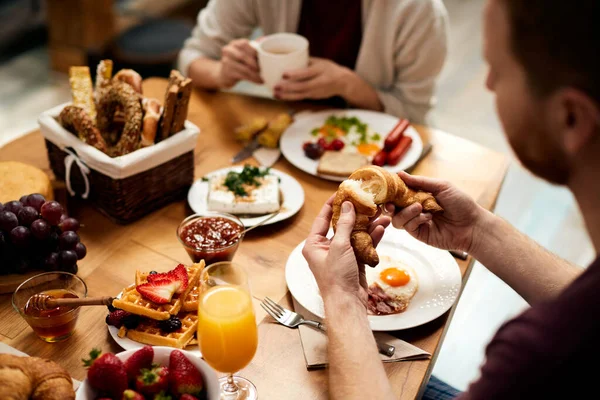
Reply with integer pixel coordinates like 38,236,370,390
26,293,115,311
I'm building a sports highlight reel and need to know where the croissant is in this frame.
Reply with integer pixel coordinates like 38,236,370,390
332,166,443,267
0,354,74,400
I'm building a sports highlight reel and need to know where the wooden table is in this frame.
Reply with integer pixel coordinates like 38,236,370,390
0,78,508,399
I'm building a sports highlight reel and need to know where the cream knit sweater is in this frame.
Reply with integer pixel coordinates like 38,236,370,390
178,0,448,123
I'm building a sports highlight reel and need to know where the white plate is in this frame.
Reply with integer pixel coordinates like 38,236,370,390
285,228,461,331
187,166,305,227
280,109,424,182
107,292,202,356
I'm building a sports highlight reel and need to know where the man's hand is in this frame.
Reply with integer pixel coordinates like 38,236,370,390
274,57,348,101
219,39,263,88
302,196,390,305
389,171,490,254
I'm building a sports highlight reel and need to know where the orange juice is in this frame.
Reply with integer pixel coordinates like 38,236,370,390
198,285,258,373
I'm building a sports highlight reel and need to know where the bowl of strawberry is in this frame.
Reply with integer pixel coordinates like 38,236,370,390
77,345,219,400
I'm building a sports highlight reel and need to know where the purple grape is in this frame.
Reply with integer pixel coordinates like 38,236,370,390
59,231,79,250
64,263,78,274
40,201,63,225
44,252,59,271
0,202,3,212
0,211,19,232
59,217,80,232
3,201,23,215
0,231,5,249
58,250,77,268
10,226,31,248
17,206,39,227
74,242,87,260
30,219,51,240
47,231,59,249
26,194,46,212
19,195,29,204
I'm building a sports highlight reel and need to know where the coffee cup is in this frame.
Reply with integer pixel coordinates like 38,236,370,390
252,33,309,90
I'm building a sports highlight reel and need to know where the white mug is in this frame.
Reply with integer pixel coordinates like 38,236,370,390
252,33,309,90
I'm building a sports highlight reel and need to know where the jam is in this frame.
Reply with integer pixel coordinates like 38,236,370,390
179,216,243,265
23,289,80,342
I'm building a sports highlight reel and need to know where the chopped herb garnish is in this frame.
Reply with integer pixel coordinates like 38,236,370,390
201,176,209,182
312,115,374,144
371,133,381,141
223,165,271,197
311,128,320,136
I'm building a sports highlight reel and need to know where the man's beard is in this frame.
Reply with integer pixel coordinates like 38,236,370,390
510,135,571,185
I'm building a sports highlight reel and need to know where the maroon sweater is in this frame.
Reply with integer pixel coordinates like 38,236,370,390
459,257,600,399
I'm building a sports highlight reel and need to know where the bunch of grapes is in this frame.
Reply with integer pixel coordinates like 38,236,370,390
0,194,86,275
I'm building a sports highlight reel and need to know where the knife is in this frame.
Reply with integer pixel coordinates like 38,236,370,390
231,137,261,164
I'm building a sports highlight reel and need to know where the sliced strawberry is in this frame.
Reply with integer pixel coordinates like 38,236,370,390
124,345,154,383
147,264,188,294
137,279,180,304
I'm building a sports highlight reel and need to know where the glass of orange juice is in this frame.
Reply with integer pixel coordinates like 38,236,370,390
198,261,258,400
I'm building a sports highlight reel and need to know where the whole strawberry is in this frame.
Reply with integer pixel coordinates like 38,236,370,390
169,350,204,397
124,345,154,383
83,348,128,399
122,389,145,400
136,364,170,397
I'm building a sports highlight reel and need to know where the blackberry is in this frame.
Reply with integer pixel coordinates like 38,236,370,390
158,316,182,333
123,313,141,329
149,270,158,275
107,303,117,313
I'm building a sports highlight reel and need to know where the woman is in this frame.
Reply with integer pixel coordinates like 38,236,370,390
178,0,448,124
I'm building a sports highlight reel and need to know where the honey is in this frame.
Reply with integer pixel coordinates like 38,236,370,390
23,289,80,342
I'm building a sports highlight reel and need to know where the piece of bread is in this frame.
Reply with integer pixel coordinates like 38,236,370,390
331,166,443,267
170,76,192,135
0,354,75,400
0,161,53,203
317,151,368,177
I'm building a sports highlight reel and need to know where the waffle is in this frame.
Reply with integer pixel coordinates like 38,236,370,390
113,262,203,320
182,284,199,312
120,312,198,349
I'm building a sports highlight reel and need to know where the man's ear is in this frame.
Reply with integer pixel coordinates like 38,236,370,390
558,88,599,156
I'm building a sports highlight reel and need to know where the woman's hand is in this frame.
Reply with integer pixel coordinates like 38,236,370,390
219,39,263,88
302,196,390,305
274,57,348,101
388,171,491,254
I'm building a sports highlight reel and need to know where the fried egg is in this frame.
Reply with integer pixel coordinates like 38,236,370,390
366,256,419,315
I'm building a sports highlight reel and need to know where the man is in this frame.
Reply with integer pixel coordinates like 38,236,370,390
177,0,448,123
302,0,599,398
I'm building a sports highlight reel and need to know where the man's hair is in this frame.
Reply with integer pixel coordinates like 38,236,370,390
503,0,599,103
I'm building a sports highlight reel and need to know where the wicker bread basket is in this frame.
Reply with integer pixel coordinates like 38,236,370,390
38,102,200,224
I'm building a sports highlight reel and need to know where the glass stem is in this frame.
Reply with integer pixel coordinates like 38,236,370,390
223,373,239,394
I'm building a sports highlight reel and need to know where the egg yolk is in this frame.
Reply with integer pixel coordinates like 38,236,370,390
356,143,381,156
380,268,410,287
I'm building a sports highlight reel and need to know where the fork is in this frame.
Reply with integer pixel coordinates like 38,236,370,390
261,297,396,357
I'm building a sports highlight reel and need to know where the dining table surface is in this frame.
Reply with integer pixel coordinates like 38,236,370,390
0,77,509,399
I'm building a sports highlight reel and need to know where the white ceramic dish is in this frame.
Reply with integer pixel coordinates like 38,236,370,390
187,166,305,228
76,346,219,399
285,228,462,331
279,109,423,182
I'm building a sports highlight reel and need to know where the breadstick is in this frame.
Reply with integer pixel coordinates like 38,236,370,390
69,66,97,124
95,59,113,93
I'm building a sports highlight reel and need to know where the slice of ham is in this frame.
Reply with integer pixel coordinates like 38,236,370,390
367,282,409,315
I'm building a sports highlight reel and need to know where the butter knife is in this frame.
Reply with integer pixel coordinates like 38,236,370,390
231,137,261,164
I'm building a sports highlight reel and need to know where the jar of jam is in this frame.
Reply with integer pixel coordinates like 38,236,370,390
177,213,245,265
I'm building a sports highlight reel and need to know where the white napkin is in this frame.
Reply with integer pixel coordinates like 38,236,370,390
292,298,431,370
253,147,281,167
0,342,81,390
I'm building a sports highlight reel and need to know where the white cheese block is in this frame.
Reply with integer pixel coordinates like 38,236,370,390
207,174,280,214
